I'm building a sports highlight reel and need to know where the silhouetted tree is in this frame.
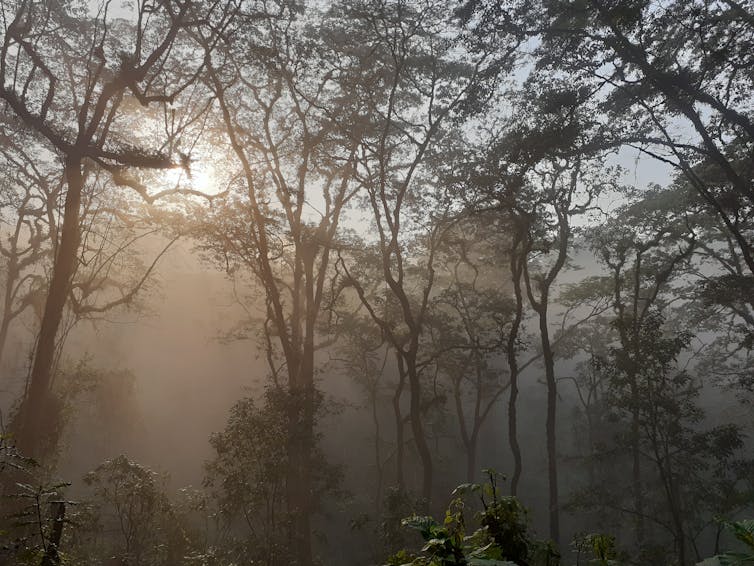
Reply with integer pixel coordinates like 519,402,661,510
0,0,229,460
335,0,519,507
195,3,368,562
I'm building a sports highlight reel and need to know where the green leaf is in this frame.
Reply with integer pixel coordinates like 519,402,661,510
730,520,754,551
402,515,438,540
452,483,481,496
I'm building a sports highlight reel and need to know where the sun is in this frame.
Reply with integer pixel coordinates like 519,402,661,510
188,161,219,195
158,159,221,196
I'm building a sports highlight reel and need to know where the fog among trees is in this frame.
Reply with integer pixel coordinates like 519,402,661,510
1,1,753,565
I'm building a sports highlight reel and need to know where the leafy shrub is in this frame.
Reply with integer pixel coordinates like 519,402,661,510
0,433,70,565
385,470,555,566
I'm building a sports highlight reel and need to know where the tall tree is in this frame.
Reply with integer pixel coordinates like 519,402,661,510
467,90,610,541
515,157,597,545
0,0,227,459
0,128,57,373
196,3,368,562
587,188,697,553
571,188,753,564
334,0,518,507
431,217,512,483
530,0,754,273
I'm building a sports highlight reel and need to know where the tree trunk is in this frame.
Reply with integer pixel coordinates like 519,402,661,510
467,430,478,484
0,206,31,373
452,376,475,483
0,284,14,370
16,157,83,461
372,377,384,514
404,353,432,507
672,496,687,565
630,374,645,545
286,251,317,566
286,352,314,566
40,501,65,566
393,355,406,491
507,249,525,496
507,372,521,495
538,304,560,545
627,305,645,545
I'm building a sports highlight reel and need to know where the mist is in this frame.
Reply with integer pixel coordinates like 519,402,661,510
1,1,753,566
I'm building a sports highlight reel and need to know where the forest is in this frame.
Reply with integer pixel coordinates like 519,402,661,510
0,0,753,565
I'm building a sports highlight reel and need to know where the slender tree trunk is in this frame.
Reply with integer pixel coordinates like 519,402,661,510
507,369,521,495
654,427,686,565
0,207,26,372
0,285,14,370
372,378,384,513
657,454,686,565
452,377,474,483
507,246,525,496
16,156,83,460
467,430,478,484
714,523,722,555
521,199,571,545
613,258,646,547
627,296,645,545
672,493,687,565
537,303,560,544
40,501,65,566
629,373,645,545
393,360,406,491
